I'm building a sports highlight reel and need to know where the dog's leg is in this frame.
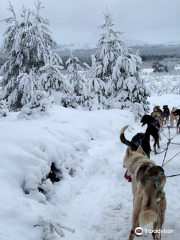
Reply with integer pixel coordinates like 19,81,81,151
152,192,166,240
176,123,178,134
153,142,157,154
128,192,143,240
154,134,160,154
152,222,157,240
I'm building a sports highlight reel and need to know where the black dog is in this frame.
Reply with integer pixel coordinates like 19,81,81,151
172,109,180,133
120,125,151,158
141,115,160,154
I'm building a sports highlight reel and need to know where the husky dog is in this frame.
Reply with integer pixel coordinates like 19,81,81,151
162,105,170,124
123,146,166,240
120,125,151,158
151,111,163,132
171,108,180,133
170,107,179,127
141,115,160,154
153,105,162,113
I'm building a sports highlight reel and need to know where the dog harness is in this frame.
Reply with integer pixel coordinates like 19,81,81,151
164,108,170,116
150,119,160,130
132,135,144,147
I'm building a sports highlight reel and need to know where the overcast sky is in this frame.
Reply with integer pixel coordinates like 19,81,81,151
0,0,180,48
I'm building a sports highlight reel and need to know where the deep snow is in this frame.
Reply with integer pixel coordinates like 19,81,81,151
1,92,180,240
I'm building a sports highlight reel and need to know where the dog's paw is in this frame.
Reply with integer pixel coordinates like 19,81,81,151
128,230,135,240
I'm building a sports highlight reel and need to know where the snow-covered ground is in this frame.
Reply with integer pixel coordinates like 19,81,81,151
1,91,180,239
142,68,154,74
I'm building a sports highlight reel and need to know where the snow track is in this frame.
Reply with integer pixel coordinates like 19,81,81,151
1,95,180,239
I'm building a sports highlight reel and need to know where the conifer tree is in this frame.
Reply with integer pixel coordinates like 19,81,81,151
0,100,9,117
94,8,123,82
111,46,150,118
64,53,86,108
0,1,62,110
85,55,106,110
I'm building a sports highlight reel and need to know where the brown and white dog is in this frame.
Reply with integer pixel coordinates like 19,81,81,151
123,146,166,240
170,107,179,127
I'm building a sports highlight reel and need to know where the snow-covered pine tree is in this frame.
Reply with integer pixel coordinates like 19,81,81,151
0,1,62,110
18,90,54,119
0,100,9,117
85,55,106,110
111,46,150,119
94,8,123,83
18,70,37,106
64,53,86,108
38,50,72,102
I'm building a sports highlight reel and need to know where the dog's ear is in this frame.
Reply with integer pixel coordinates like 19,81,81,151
137,145,143,154
126,146,132,157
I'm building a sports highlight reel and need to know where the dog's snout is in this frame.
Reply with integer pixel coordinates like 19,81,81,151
123,165,125,168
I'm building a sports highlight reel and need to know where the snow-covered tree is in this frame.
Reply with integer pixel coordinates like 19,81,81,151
85,55,106,110
110,47,150,118
94,8,123,82
64,53,86,108
38,51,66,91
152,61,168,73
0,100,9,117
17,70,37,106
0,1,62,110
18,90,54,119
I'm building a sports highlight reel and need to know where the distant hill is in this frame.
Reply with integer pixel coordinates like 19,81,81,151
54,43,180,58
130,44,180,56
1,43,180,66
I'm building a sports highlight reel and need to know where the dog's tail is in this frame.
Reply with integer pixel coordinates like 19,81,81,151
139,210,157,227
120,125,132,147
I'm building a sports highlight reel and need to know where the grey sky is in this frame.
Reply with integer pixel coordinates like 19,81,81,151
0,0,180,48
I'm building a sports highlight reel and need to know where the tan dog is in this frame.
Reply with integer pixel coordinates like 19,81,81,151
153,105,162,113
170,107,179,127
151,111,163,131
123,146,166,240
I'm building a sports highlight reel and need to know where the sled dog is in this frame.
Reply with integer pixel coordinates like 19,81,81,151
123,146,166,240
120,125,151,158
141,115,160,154
170,107,178,127
171,108,180,133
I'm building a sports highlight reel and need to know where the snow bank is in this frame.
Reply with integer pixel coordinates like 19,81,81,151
1,95,180,239
0,105,135,240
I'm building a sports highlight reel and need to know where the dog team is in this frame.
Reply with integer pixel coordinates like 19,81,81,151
119,105,180,240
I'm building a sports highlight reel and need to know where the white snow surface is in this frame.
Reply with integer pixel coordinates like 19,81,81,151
1,94,180,240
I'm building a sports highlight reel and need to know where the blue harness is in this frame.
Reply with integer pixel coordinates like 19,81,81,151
150,119,160,130
132,135,145,147
164,108,170,116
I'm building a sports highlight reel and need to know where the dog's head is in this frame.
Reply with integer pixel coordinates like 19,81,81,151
153,105,160,112
140,114,152,126
171,107,177,114
123,146,143,173
163,105,168,109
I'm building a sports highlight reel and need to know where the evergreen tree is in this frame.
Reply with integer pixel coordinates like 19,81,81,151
38,51,65,92
0,100,9,117
94,8,123,82
152,61,169,73
0,1,62,110
18,70,37,106
18,90,54,119
110,47,150,118
85,55,106,110
64,53,86,108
